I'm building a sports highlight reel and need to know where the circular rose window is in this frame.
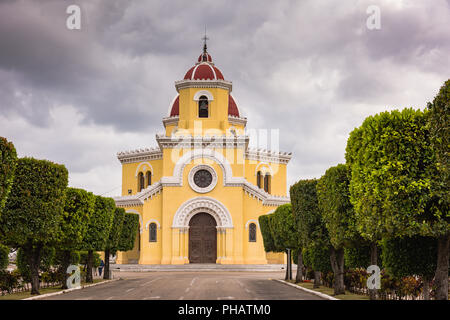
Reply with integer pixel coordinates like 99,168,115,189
193,169,213,188
188,165,217,193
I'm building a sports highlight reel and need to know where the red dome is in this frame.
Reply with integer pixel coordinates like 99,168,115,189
183,63,224,80
169,94,239,117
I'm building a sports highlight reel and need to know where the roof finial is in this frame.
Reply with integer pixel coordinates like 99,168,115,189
202,25,209,54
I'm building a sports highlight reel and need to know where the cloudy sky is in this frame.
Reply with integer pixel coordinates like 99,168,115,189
1,0,449,197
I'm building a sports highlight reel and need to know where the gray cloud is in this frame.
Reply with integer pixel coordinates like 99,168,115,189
0,0,449,195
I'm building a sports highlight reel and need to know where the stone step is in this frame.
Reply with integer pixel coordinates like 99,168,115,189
111,264,298,272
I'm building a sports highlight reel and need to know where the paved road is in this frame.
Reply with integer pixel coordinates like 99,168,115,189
43,271,324,300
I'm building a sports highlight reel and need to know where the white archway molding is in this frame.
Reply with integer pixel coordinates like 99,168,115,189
172,196,233,228
135,162,154,177
245,219,260,229
145,219,161,230
254,162,273,176
162,149,242,187
193,90,214,101
126,209,143,234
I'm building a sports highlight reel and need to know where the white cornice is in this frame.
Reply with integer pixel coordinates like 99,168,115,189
114,182,163,207
245,148,292,164
175,79,232,92
162,116,179,127
117,148,163,164
156,134,249,149
228,116,247,127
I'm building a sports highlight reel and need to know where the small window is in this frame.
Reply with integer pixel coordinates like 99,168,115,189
264,174,271,193
249,223,257,242
257,171,262,188
138,172,145,192
198,96,209,118
149,223,157,242
146,171,152,187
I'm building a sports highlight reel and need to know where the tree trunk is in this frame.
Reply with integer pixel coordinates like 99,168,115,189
27,243,43,295
423,278,430,300
295,249,303,283
434,234,449,300
86,250,94,283
60,250,71,289
103,249,110,280
330,247,345,295
369,242,378,300
313,271,321,288
284,249,289,280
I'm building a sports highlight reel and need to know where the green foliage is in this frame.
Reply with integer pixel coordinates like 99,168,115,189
105,208,126,253
0,270,20,294
258,214,277,252
381,236,439,280
81,196,115,251
290,179,328,247
53,248,81,268
302,243,332,273
0,244,9,270
59,187,95,250
79,250,101,268
343,242,382,269
268,204,299,251
16,246,55,282
0,137,17,216
317,164,358,249
1,157,68,246
426,79,450,227
345,108,447,239
118,213,140,252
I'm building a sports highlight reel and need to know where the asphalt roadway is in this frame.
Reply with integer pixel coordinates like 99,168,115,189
42,271,324,300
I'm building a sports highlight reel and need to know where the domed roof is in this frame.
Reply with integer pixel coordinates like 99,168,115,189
168,94,239,118
183,44,225,81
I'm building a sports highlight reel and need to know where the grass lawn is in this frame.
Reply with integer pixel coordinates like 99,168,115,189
287,280,369,300
0,279,106,300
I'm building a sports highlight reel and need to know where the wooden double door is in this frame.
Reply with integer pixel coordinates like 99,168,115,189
189,213,217,263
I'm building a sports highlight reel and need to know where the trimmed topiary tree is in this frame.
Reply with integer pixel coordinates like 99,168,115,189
57,187,95,288
346,107,450,299
104,207,125,279
258,214,278,253
291,179,330,287
426,79,450,300
0,137,17,215
80,195,115,283
317,163,358,295
118,213,140,253
0,157,68,294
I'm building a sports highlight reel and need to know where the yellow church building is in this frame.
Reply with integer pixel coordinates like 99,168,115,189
114,42,292,265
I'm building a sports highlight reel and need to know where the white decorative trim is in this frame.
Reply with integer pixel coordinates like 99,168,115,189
193,90,214,101
172,197,233,228
228,116,247,127
188,164,218,193
175,79,232,92
114,182,163,207
135,162,154,177
254,162,274,176
162,116,179,127
125,209,143,234
156,134,249,149
145,219,161,230
245,148,292,164
243,181,290,206
117,147,162,164
245,219,260,229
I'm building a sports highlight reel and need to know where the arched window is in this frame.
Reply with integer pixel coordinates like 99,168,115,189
138,172,145,192
257,171,262,188
249,223,257,242
264,173,271,193
198,95,209,118
149,223,157,242
146,171,152,187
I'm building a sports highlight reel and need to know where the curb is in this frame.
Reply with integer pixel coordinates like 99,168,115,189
274,279,339,300
23,278,121,300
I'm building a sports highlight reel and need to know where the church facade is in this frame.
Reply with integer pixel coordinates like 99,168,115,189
114,43,292,265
